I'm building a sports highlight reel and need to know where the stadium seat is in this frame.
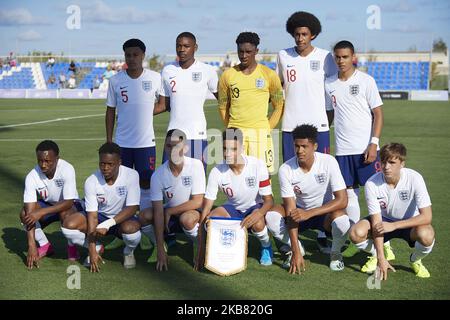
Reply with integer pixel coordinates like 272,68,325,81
367,61,429,91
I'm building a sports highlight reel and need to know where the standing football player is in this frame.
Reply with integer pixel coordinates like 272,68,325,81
325,40,394,260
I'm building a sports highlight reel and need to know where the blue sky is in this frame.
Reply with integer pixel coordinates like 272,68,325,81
0,0,449,57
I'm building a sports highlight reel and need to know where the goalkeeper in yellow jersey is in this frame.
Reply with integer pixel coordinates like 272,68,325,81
218,32,284,173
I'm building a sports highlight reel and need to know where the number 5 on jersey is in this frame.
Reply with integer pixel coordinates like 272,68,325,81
121,90,128,103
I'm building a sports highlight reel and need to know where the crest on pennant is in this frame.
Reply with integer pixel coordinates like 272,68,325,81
349,85,360,96
142,81,152,92
310,60,320,71
192,72,202,82
220,228,236,248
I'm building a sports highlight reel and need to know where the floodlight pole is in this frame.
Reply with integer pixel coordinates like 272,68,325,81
428,33,433,91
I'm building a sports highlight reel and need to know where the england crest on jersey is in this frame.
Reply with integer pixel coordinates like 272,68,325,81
314,173,326,185
54,179,64,188
116,186,127,197
142,81,152,92
349,85,359,96
220,228,236,248
398,190,410,201
245,176,257,188
255,78,265,89
192,72,202,82
182,176,192,187
310,60,320,71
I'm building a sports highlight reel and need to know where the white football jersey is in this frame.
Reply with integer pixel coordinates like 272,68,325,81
24,159,79,204
160,60,218,139
106,69,161,148
325,70,383,155
365,168,431,221
84,165,140,218
279,152,346,210
276,47,337,132
150,156,206,208
205,155,272,211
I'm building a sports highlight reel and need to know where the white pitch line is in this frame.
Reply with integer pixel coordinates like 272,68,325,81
0,114,104,129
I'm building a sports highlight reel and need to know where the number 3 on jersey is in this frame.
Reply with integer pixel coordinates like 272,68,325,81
121,90,128,103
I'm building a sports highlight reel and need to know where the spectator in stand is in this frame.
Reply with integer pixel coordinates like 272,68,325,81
59,72,66,89
68,61,77,74
102,65,115,81
0,58,4,69
223,54,232,69
46,57,55,69
91,75,101,93
68,74,76,89
114,60,123,71
8,52,17,67
47,73,56,85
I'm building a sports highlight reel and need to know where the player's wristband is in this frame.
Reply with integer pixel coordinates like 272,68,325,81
96,218,116,231
370,137,379,146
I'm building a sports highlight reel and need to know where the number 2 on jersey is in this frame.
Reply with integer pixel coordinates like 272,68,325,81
170,80,176,93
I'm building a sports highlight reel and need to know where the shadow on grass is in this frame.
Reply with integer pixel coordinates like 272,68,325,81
0,125,15,133
2,227,73,265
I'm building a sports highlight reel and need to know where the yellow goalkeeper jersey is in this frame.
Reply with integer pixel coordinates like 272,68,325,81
218,64,284,129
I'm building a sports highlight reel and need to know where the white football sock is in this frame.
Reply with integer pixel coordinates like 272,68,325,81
182,223,199,243
346,188,360,225
265,210,291,245
355,239,376,256
331,215,350,254
141,224,156,245
123,231,142,255
33,222,49,246
411,240,434,262
252,226,271,248
61,227,86,247
60,227,102,252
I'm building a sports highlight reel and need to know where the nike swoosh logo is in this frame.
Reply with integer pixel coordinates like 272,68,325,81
377,197,383,200
169,76,176,80
230,83,237,86
120,86,127,89
287,64,295,68
330,90,336,94
221,183,230,186
164,186,172,190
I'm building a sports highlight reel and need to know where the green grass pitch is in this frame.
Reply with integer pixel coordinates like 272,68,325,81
0,98,449,299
